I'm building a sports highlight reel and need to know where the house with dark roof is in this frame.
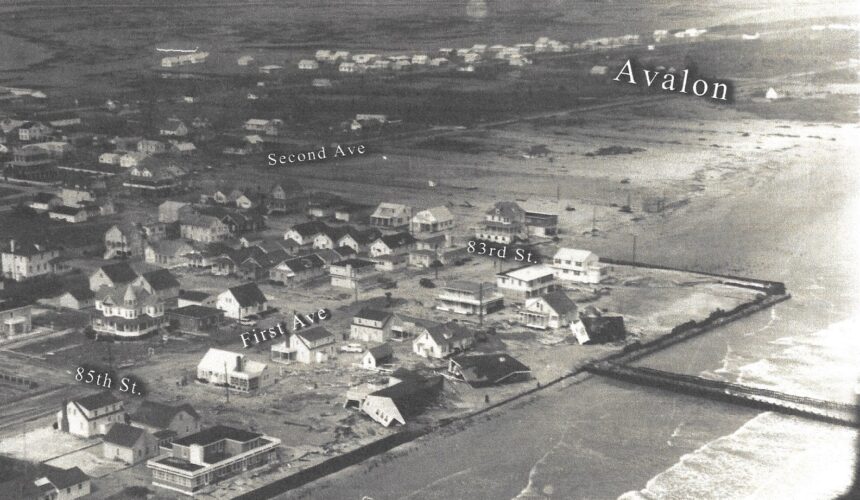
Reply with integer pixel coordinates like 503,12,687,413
130,401,202,445
476,201,527,244
136,269,181,307
361,343,394,369
177,290,215,308
412,322,475,359
571,310,626,345
266,182,304,214
520,290,577,329
350,308,399,343
284,220,330,246
269,254,326,286
369,232,417,257
89,262,138,291
336,227,381,253
312,225,350,250
448,353,531,387
146,425,281,496
216,283,268,319
167,305,224,334
57,392,126,438
28,191,61,212
1,239,62,282
271,326,336,364
103,423,158,464
36,464,91,500
359,372,443,426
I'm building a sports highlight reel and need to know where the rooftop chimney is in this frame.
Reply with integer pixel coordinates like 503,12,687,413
9,239,15,253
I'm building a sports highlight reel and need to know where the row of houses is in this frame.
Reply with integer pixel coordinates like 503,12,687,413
56,390,277,497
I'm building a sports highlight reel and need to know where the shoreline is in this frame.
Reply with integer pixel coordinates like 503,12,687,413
235,264,791,500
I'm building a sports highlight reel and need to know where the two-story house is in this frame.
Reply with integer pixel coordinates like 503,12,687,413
412,322,475,359
496,264,559,303
92,283,166,338
350,308,400,343
436,281,504,316
103,223,146,259
475,201,527,244
369,203,411,229
58,392,126,438
130,401,202,446
179,214,229,243
411,206,454,233
89,262,139,291
520,290,577,330
271,326,336,364
369,232,417,257
550,248,607,284
1,239,62,282
329,258,378,289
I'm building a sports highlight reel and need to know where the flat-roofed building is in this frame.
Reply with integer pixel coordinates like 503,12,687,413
436,281,503,316
147,425,281,496
496,264,559,303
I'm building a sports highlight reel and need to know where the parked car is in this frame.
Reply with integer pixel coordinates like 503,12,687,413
419,278,436,288
340,343,363,353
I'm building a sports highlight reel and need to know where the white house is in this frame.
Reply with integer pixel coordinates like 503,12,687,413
369,232,417,257
361,343,394,370
58,392,126,438
99,152,122,165
411,206,454,233
216,283,268,319
519,290,577,330
298,59,320,70
271,326,336,364
350,308,397,343
550,248,606,284
496,264,559,303
369,203,411,228
412,322,474,359
196,348,273,392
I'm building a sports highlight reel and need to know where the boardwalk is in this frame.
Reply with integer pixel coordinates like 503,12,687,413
586,362,859,428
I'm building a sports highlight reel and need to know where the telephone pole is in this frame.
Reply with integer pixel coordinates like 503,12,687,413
223,362,230,404
478,283,484,328
632,234,637,262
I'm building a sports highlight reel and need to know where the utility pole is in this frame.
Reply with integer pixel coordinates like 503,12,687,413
632,234,637,262
478,282,484,328
591,206,597,236
223,362,230,404
107,342,113,371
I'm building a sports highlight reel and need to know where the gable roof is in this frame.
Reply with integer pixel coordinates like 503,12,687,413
33,192,59,204
280,254,325,272
486,201,524,219
65,287,95,301
371,202,409,218
579,314,626,343
540,290,576,315
225,283,267,307
104,423,145,447
366,343,393,361
553,248,596,262
290,221,330,238
38,464,89,489
413,206,453,223
424,322,473,345
450,353,531,386
97,262,138,284
141,269,180,291
353,308,392,323
198,348,244,372
73,391,120,411
295,326,335,344
131,401,199,429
